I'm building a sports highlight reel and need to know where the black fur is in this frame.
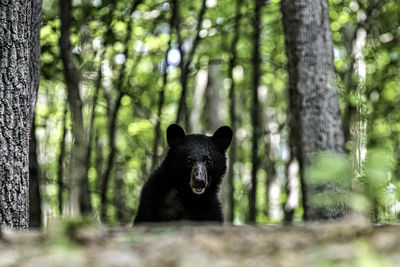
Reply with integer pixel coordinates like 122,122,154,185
134,124,232,224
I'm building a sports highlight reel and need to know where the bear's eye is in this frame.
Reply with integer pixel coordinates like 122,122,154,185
205,157,212,165
186,158,194,165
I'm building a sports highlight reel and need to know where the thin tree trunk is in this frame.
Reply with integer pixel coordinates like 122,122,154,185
264,130,276,219
224,0,242,223
281,0,347,221
95,131,104,190
59,0,87,216
99,0,142,222
100,92,123,222
175,0,207,127
0,0,35,229
75,0,97,216
78,20,95,215
352,25,367,177
113,160,130,224
150,11,174,171
342,0,386,146
81,1,118,216
57,102,68,215
248,0,263,223
343,1,386,177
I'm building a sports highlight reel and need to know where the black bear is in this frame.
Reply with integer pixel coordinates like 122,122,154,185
134,124,233,224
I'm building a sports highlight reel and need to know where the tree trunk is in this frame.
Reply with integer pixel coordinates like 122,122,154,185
248,0,263,223
224,0,242,223
30,0,42,121
113,160,131,224
28,0,42,228
100,92,123,223
151,12,174,171
99,0,143,223
59,0,87,217
78,12,95,215
57,102,68,215
175,0,207,127
281,0,347,221
0,0,37,229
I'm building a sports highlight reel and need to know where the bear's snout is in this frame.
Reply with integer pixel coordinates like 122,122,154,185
190,162,208,195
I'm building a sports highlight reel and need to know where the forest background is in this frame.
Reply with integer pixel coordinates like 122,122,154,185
23,0,400,228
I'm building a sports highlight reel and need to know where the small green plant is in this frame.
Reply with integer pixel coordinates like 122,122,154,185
306,149,396,222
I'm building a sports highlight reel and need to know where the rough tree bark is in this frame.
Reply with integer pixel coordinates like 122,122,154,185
28,0,42,228
281,0,347,220
0,0,38,229
248,0,262,223
29,0,41,122
59,0,88,216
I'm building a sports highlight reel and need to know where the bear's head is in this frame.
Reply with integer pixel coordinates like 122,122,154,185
166,124,233,196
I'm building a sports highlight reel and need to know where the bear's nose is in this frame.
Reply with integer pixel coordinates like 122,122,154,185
193,178,206,188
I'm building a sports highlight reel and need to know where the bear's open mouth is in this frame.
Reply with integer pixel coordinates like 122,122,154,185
191,186,205,195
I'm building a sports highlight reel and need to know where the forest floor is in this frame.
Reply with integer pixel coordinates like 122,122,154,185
1,219,400,267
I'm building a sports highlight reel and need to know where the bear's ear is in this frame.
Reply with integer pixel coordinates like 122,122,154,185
167,124,185,148
212,126,233,151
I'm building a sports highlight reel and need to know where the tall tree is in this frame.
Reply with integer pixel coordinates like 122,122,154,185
224,0,242,223
113,160,131,224
99,0,143,222
249,0,263,223
281,0,347,220
56,101,68,215
59,0,89,216
0,0,40,229
174,0,207,127
151,6,175,171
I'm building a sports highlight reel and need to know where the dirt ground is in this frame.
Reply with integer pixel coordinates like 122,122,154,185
1,221,400,267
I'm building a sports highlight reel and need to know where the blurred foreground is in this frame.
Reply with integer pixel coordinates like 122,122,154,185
1,221,400,267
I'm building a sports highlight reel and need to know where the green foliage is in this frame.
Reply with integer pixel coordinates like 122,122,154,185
306,152,353,186
306,149,398,220
46,217,96,247
36,0,400,224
